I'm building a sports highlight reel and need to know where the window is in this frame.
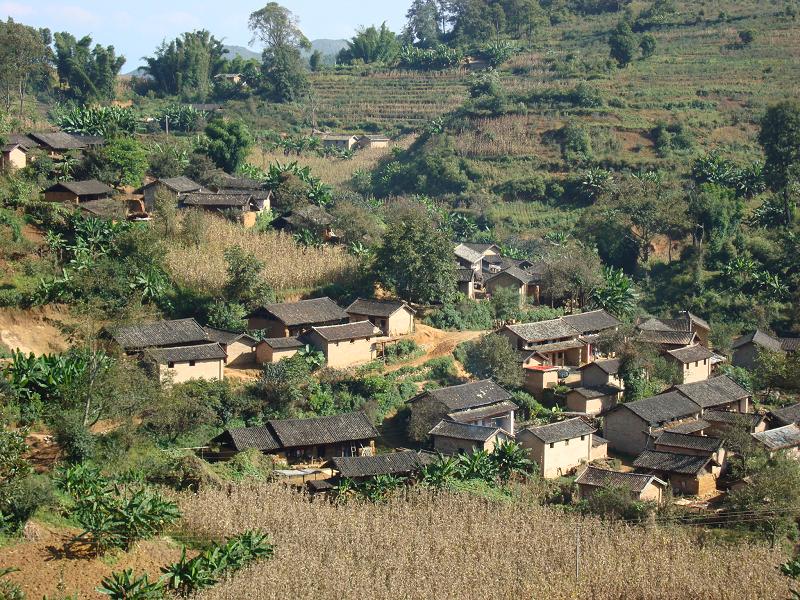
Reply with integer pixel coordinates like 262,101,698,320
565,439,570,446
580,435,585,441
189,360,196,367
167,361,175,369
694,361,698,367
703,359,707,365
350,339,355,343
549,442,554,448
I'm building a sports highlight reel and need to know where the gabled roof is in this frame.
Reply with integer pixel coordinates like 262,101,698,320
751,424,800,451
308,320,381,342
2,142,28,153
638,317,674,332
504,319,580,343
654,431,723,453
44,179,113,196
221,425,281,452
250,297,348,327
568,384,621,399
581,358,621,375
7,134,36,148
769,402,800,427
259,336,305,350
144,176,201,193
575,466,667,493
454,243,484,265
638,329,697,346
731,329,784,352
703,410,762,428
322,134,357,141
485,266,537,285
660,419,710,435
78,198,127,220
780,338,800,352
415,379,514,412
680,311,710,331
529,339,586,353
345,298,415,318
673,375,750,409
112,318,208,351
217,175,264,190
328,451,429,478
561,310,621,334
615,391,701,425
147,342,227,363
267,412,378,448
461,243,501,255
28,131,86,150
181,192,252,208
428,419,506,442
666,344,714,364
456,267,477,283
275,205,334,227
447,400,519,423
202,327,258,346
522,417,595,444
633,449,715,475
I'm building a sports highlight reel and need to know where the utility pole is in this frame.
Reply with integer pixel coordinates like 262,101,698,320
575,522,580,582
165,115,169,135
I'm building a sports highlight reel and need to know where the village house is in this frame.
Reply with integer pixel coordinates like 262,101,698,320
255,336,305,364
604,391,703,456
517,417,596,478
179,191,271,228
702,409,766,436
138,176,202,211
213,175,264,191
27,131,89,157
751,424,800,458
637,311,711,347
110,318,210,354
408,380,517,437
1,141,28,171
321,134,358,150
211,411,378,463
246,297,349,337
561,310,622,341
484,266,541,306
272,205,337,241
356,134,390,149
632,449,719,495
638,328,698,350
78,198,131,222
43,180,113,204
731,329,799,369
428,420,512,455
591,435,609,461
202,327,258,367
665,344,714,384
580,358,624,389
301,321,382,369
456,267,480,299
522,364,564,400
146,343,226,384
326,450,433,483
672,376,751,414
652,431,726,471
574,466,668,504
454,243,486,272
345,298,415,336
502,319,587,367
565,384,621,416
770,402,800,427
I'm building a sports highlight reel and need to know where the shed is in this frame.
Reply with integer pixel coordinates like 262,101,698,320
247,297,349,337
256,336,305,364
139,176,202,211
43,180,113,204
146,342,226,384
752,424,800,457
203,327,258,366
580,358,624,389
428,420,511,455
327,450,430,481
1,142,28,171
633,449,718,496
303,320,381,369
575,466,667,503
345,298,415,336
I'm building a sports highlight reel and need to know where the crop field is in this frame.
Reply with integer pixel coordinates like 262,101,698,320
179,484,790,600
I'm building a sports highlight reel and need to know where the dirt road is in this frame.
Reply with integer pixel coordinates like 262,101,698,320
384,323,486,372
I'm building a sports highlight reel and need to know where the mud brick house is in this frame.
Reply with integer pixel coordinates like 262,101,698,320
502,319,587,367
752,424,800,458
146,343,226,383
1,140,29,171
180,191,270,228
27,131,90,157
580,358,624,389
345,298,415,336
575,466,668,503
517,417,596,478
672,376,751,414
302,321,382,369
633,449,719,496
652,431,726,471
703,410,766,436
43,180,113,204
565,384,622,416
769,402,800,427
211,411,378,463
637,311,711,347
665,344,714,384
484,266,542,306
637,328,698,350
256,336,306,364
456,267,479,299
247,297,349,337
272,205,337,241
202,327,258,366
428,420,512,455
732,329,799,369
326,450,433,482
321,134,358,150
356,134,390,149
138,176,202,211
408,380,517,438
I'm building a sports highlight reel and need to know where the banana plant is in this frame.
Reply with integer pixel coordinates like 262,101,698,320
97,569,164,600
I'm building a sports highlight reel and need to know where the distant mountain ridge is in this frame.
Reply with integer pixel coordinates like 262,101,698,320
124,39,347,76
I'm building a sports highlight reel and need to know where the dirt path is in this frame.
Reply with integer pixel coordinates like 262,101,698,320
385,324,486,372
0,305,74,355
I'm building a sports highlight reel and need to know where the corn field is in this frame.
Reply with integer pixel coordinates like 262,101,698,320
165,214,358,294
179,484,790,600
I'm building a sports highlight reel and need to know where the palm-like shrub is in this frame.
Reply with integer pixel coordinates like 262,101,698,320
490,441,534,484
456,450,498,483
97,569,164,599
54,104,139,136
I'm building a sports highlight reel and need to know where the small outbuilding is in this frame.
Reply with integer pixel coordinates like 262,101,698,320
147,343,227,384
633,449,718,496
575,466,667,504
1,141,28,171
139,176,202,211
44,180,113,204
565,384,621,416
345,298,415,336
247,297,349,337
302,320,382,369
517,417,596,479
428,420,512,455
665,344,713,384
256,336,305,364
326,450,431,482
752,424,800,458
203,327,258,367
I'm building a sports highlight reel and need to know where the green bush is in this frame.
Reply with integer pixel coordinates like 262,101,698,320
424,298,494,331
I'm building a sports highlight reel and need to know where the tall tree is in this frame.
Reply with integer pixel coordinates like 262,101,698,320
143,30,227,101
0,19,50,118
248,2,310,102
202,118,253,172
758,100,800,224
337,23,400,65
608,20,639,67
404,0,444,47
53,32,125,102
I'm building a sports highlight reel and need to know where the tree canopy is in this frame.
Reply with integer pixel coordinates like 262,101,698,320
53,32,125,103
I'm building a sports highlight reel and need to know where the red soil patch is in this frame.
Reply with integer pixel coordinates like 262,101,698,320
0,523,185,599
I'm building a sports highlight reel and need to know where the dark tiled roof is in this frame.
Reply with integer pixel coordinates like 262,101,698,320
78,198,127,220
770,402,800,426
329,451,427,478
8,134,36,148
254,297,348,327
147,342,227,363
308,320,380,342
505,319,580,343
638,317,674,332
428,420,505,442
45,179,113,196
530,339,586,353
217,175,264,190
2,142,28,152
29,131,85,150
638,329,697,346
654,431,723,453
633,450,714,475
561,310,621,334
346,298,414,318
703,410,762,428
592,435,608,447
461,243,501,254
485,266,536,285
662,419,710,434
268,412,378,448
112,318,208,350
581,358,621,375
780,338,800,352
181,192,251,208
448,400,519,423
454,243,483,264
667,344,714,364
618,391,701,425
569,385,621,399
260,336,305,350
148,176,201,193
681,311,710,331
202,327,257,346
456,267,476,283
752,424,800,450
420,379,513,412
523,417,595,444
576,466,666,493
224,426,282,452
276,205,333,227
674,375,749,409
731,329,783,352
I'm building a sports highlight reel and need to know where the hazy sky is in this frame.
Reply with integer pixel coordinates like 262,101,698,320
0,1,409,69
